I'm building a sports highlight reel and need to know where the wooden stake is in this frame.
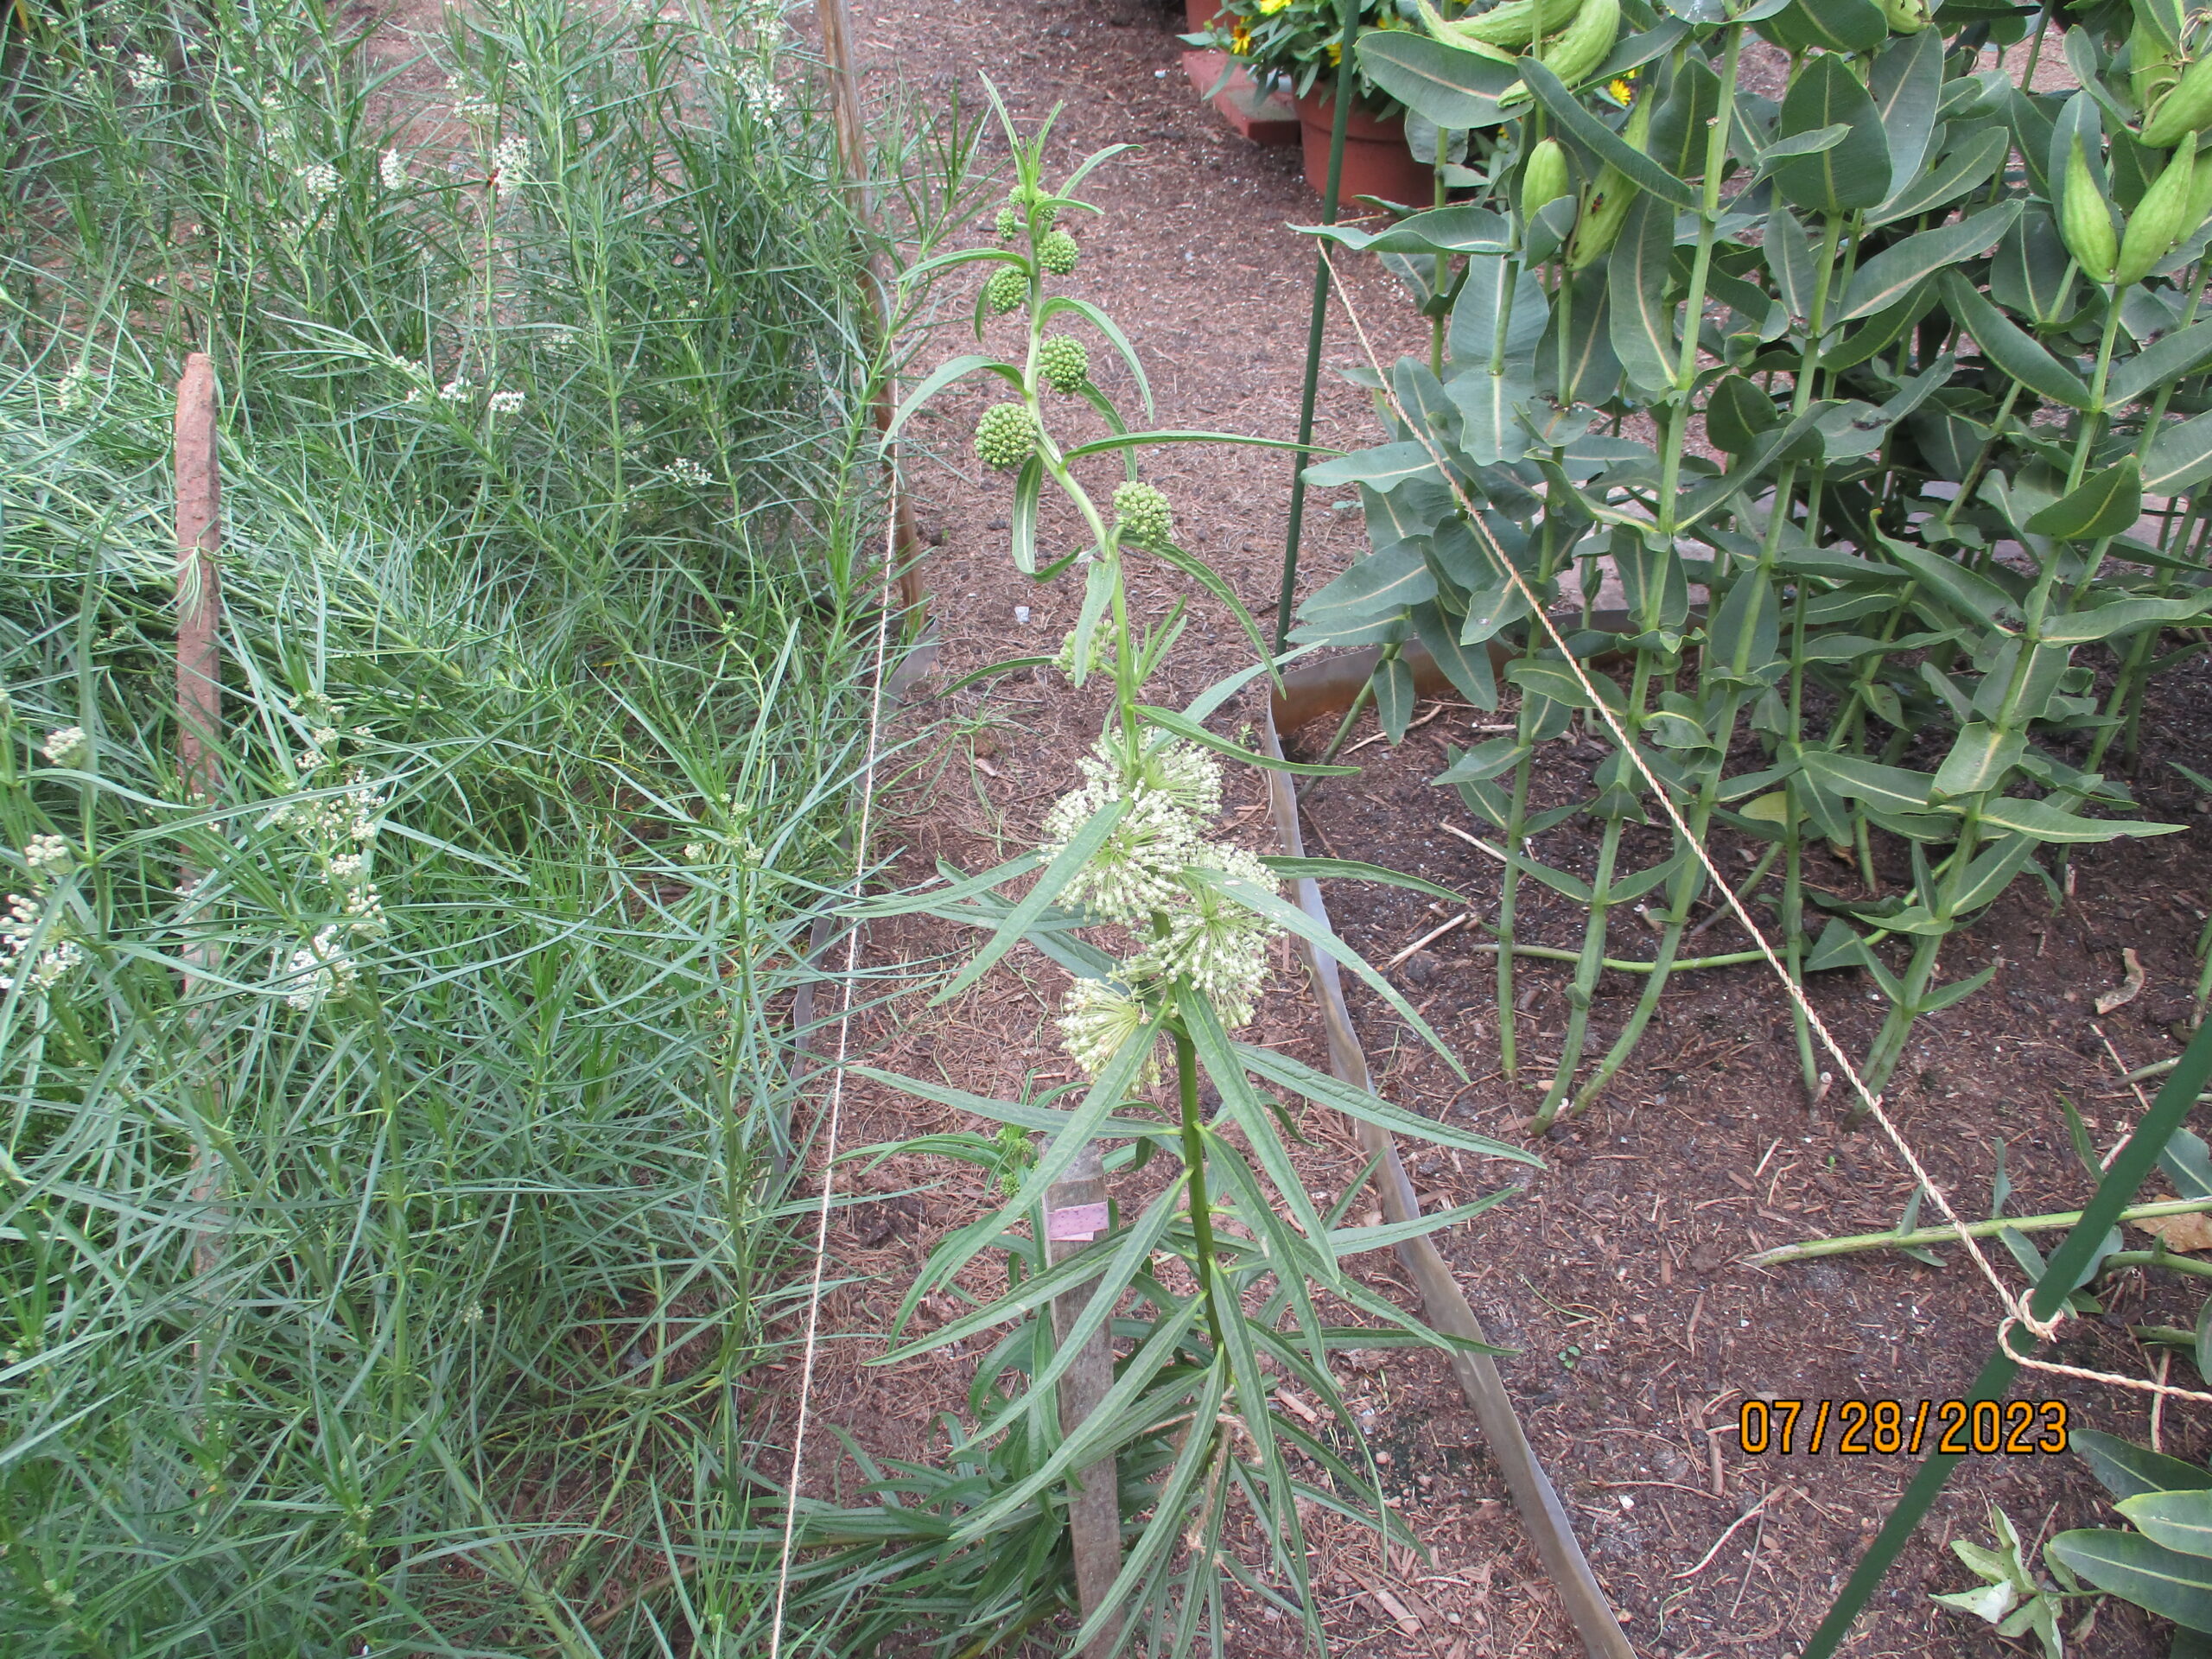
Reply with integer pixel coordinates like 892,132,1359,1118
175,352,226,1279
1046,1143,1122,1655
815,0,930,624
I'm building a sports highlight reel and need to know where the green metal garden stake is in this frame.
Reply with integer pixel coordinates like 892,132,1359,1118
1273,0,1362,653
1802,1009,2212,1657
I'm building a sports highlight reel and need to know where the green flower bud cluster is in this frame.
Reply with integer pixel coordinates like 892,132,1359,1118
995,203,1022,238
995,193,1059,238
1039,229,1079,275
975,403,1036,470
984,264,1028,315
1114,480,1173,547
1038,334,1089,393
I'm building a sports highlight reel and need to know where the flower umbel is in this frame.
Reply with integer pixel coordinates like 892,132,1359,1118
1113,480,1173,548
984,264,1028,315
975,403,1037,470
41,727,87,767
1039,334,1090,393
1038,229,1079,276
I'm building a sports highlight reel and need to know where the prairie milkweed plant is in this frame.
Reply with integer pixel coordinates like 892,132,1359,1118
0,0,989,1649
845,89,1544,1657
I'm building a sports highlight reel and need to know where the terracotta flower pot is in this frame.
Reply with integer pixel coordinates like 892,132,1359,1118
1294,89,1431,205
1185,0,1224,31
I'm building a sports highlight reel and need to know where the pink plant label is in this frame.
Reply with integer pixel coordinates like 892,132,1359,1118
1046,1202,1109,1241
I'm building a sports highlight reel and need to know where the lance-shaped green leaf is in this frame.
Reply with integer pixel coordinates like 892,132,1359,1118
1299,545,1436,628
1798,749,1937,811
1135,703,1357,775
1869,125,2011,228
1296,204,1510,256
2075,1427,2212,1503
1930,721,2024,799
844,850,1043,917
1328,1190,1521,1256
935,797,1127,1001
1196,870,1465,1076
1261,855,1468,905
2145,409,2212,493
1063,428,1322,460
1751,124,1850,180
1378,652,1417,741
1773,54,1891,213
1236,1041,1542,1165
1941,271,2094,410
2046,1529,2212,1632
1412,598,1499,709
1609,194,1679,397
1969,796,2183,842
2025,457,2141,540
1520,57,1698,208
1305,441,1443,493
2107,318,2212,407
1008,454,1043,574
1878,531,2023,623
1769,204,1818,325
2117,1491,2212,1560
1355,30,1522,129
1141,538,1279,683
2039,594,2211,644
881,353,1025,446
1039,295,1154,418
1871,25,1945,194
1067,553,1115,686
1838,202,2020,322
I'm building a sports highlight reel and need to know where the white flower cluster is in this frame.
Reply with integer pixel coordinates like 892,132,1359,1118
380,148,409,189
296,162,340,201
492,134,530,185
1042,737,1281,1074
2,836,86,1001
41,727,86,766
489,389,525,416
284,924,359,1011
265,764,385,848
662,457,714,487
733,60,785,119
54,366,90,412
447,75,495,125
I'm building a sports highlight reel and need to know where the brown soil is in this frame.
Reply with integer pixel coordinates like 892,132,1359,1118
756,3,2212,1657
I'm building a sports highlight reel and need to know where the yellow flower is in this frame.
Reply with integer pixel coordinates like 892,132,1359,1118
1605,71,1637,105
1257,0,1290,15
1230,19,1252,50
1327,37,1341,60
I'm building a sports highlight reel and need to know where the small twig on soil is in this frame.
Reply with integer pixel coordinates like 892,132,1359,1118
1386,911,1472,969
1675,1491,1775,1580
1745,1193,2212,1267
1727,1513,1766,1620
2153,1350,2173,1452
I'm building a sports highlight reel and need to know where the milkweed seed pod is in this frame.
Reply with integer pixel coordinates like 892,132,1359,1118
1413,0,1581,51
984,264,1029,314
975,403,1037,470
2141,51,2212,146
1039,229,1080,275
2132,27,2182,123
1038,334,1090,393
1540,0,1620,90
1113,480,1173,548
1522,137,1573,213
2188,144,2212,238
1565,88,1652,270
2118,129,2201,284
2060,133,2120,283
1411,0,1520,60
1880,0,1929,31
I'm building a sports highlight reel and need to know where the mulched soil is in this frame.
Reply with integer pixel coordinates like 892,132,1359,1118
752,1,2212,1655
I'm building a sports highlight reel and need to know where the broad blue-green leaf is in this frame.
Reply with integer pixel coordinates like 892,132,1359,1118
2107,319,2212,408
1871,26,1946,195
1870,124,2012,228
1412,599,1498,709
1446,364,1540,465
1942,272,2094,411
1355,30,1521,130
1769,204,1818,325
1449,257,1549,369
1773,54,1891,213
1506,658,1625,712
1931,721,2024,799
1838,202,2020,321
2040,594,2211,644
1376,652,1417,741
1878,532,2023,623
1987,201,2080,327
2046,1529,2212,1632
1519,57,1698,208
1969,796,2183,842
1705,566,1779,678
2025,458,2141,540
1306,440,1440,493
1299,545,1436,627
1608,194,1679,397
2145,409,2212,493
2119,1491,2212,1560
1799,750,1936,810
2074,1427,2212,1503
1759,0,1888,54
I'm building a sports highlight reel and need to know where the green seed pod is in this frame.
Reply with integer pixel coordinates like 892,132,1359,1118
1038,334,1090,393
1879,0,1929,30
1522,137,1573,213
1414,0,1581,49
2060,133,2120,283
1113,480,1173,548
1563,90,1651,270
2188,145,2212,238
1039,229,1079,276
1535,0,1619,91
984,264,1028,315
1410,0,1521,60
2118,129,2200,283
2133,27,2182,121
975,403,1037,471
2141,51,2212,147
